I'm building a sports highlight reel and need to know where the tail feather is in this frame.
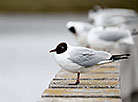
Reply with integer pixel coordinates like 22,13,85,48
132,32,138,36
110,54,130,61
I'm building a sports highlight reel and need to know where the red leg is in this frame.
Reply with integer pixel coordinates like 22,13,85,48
68,72,80,85
74,72,80,85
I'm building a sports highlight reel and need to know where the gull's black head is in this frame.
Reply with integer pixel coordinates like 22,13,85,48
68,26,76,34
50,42,68,54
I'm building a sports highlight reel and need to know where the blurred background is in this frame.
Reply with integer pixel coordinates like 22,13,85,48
0,0,138,102
0,0,138,13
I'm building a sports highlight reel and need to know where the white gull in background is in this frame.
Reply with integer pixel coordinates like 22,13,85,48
66,21,94,47
50,42,130,85
87,26,135,51
66,21,136,51
88,7,138,32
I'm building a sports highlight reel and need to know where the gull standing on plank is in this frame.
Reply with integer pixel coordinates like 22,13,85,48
88,7,138,32
87,26,134,51
66,21,94,47
50,42,130,85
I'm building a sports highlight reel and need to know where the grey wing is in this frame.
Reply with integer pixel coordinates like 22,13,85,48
68,48,111,68
97,29,127,42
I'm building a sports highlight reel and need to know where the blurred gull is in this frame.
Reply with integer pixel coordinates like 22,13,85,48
66,21,136,51
87,26,134,51
66,21,94,47
50,42,130,85
88,7,138,32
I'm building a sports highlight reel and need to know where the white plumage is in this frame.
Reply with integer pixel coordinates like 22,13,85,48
66,21,93,47
87,26,134,50
66,21,134,51
88,8,138,29
88,8,138,32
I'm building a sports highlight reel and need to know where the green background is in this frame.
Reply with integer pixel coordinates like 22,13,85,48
0,0,138,13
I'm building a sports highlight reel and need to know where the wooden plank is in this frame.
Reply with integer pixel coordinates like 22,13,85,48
49,79,120,89
40,97,121,102
40,63,121,102
55,69,119,80
55,73,119,80
42,88,120,97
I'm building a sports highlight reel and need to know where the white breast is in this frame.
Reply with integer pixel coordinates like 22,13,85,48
53,50,83,73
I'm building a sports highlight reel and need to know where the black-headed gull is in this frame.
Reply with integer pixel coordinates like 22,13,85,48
66,21,135,50
50,42,130,85
66,21,93,47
